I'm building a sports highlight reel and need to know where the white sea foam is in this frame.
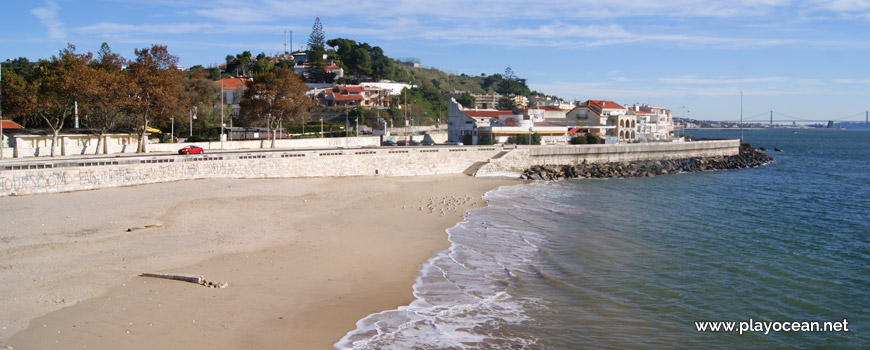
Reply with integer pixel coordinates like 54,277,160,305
335,185,546,350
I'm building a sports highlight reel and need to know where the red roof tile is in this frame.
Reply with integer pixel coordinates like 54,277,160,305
464,110,516,118
216,77,248,90
333,94,362,101
337,85,365,93
581,100,625,110
1,120,24,129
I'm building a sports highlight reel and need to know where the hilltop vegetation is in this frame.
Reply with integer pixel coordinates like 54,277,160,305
1,18,566,136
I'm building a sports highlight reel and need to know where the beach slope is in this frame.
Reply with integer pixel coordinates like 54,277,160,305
0,175,516,349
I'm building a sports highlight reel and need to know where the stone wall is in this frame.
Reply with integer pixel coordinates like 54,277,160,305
474,140,739,177
3,136,382,158
0,146,503,196
0,140,740,196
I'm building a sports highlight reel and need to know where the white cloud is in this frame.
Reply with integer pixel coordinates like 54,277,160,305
31,0,66,39
658,76,790,85
64,0,870,54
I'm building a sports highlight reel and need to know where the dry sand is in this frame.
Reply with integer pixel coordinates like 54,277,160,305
0,175,518,349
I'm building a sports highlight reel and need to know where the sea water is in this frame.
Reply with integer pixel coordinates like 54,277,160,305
336,129,870,349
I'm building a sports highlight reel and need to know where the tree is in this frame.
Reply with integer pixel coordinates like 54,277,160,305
496,67,530,96
369,46,394,81
29,45,93,156
0,66,37,128
235,51,253,77
184,69,221,138
250,52,274,75
95,42,125,71
456,93,476,109
82,47,133,154
496,96,517,111
126,45,188,153
306,17,331,83
238,67,313,148
348,105,366,126
2,57,38,79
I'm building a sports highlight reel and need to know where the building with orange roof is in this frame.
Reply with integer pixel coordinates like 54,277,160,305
216,77,251,117
314,85,391,108
1,120,24,130
447,98,569,145
565,100,632,142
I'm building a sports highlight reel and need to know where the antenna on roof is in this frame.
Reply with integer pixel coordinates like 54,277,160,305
284,30,288,54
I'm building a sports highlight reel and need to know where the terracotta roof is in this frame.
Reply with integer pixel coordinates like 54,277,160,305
464,110,516,118
1,120,24,129
333,94,362,101
581,100,625,110
217,77,249,90
336,85,365,93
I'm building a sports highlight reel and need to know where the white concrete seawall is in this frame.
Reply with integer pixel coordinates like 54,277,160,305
473,140,741,178
0,140,739,196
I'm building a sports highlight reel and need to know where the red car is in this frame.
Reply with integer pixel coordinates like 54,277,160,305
178,145,204,155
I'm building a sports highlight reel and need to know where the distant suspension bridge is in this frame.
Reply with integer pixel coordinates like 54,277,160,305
717,110,870,125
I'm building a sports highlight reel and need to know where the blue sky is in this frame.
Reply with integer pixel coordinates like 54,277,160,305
3,0,870,122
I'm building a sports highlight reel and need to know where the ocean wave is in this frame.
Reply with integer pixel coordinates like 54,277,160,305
335,185,545,349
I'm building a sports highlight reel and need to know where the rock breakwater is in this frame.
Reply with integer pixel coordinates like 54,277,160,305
520,144,773,180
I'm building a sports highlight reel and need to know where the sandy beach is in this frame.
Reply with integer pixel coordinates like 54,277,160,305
0,174,517,349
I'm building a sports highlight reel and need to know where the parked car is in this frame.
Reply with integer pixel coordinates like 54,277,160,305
444,141,464,146
408,140,421,146
178,145,204,155
381,140,396,146
396,140,408,146
421,140,435,146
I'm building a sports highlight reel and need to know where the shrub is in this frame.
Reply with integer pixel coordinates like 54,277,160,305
478,134,497,145
570,136,587,144
586,134,601,144
462,134,473,145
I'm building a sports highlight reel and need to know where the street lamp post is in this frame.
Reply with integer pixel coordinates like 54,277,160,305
170,118,175,143
220,83,225,149
189,107,196,137
320,117,323,138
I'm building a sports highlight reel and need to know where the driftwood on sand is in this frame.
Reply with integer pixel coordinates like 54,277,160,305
140,272,229,289
127,224,163,232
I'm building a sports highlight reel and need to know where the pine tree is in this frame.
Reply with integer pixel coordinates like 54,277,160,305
306,17,332,82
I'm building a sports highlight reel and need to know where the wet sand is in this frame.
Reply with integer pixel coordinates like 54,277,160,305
0,175,517,349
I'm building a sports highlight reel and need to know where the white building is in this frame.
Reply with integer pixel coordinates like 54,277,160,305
626,104,674,141
447,98,569,145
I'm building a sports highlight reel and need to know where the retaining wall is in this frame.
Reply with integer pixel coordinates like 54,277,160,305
0,146,503,196
0,140,739,196
4,136,381,158
474,140,740,177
